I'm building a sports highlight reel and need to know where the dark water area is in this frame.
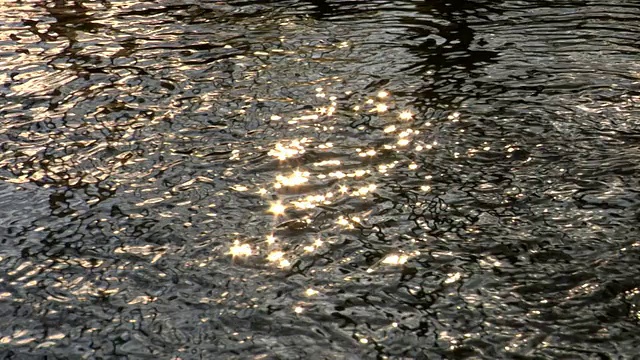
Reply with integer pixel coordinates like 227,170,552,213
1,0,640,358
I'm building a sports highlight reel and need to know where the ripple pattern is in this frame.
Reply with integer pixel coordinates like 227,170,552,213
1,0,640,359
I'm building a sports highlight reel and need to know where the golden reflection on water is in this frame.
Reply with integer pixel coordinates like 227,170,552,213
292,193,332,210
266,234,277,244
268,139,309,160
0,5,455,334
229,241,252,257
268,201,286,216
241,90,425,268
305,288,319,297
399,110,414,120
381,254,409,265
244,88,436,269
0,72,455,277
374,103,388,113
274,170,310,188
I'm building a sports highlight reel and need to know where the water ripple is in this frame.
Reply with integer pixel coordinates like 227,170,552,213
1,0,640,359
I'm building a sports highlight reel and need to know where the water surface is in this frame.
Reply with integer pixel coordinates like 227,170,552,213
1,0,640,358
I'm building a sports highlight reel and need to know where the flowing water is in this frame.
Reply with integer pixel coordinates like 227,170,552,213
1,0,640,359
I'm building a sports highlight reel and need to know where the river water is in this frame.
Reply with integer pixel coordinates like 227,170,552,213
1,0,640,359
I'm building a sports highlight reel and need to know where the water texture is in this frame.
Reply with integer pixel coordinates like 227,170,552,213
1,0,640,358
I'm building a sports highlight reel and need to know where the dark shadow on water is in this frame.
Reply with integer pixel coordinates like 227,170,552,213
401,1,500,107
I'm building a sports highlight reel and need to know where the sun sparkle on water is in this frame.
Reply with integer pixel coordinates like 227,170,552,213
230,87,426,275
266,234,276,244
382,254,408,265
384,125,396,133
228,241,252,257
374,103,388,113
399,110,413,120
278,259,290,268
268,139,307,160
275,170,309,187
268,201,286,216
267,251,284,262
